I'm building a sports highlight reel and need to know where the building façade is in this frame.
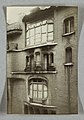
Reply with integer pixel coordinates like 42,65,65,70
7,6,78,114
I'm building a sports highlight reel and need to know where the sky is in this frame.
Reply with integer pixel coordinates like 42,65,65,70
7,6,36,24
7,6,50,24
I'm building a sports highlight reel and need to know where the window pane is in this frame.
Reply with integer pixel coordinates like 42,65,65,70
35,26,41,43
36,26,41,34
42,24,47,33
33,84,37,90
33,84,37,98
64,20,69,33
44,85,47,91
30,29,34,37
42,34,47,43
26,39,29,45
48,32,53,41
30,84,32,97
38,84,42,91
33,91,37,98
26,31,29,38
36,34,41,39
30,37,34,45
48,24,53,32
44,91,47,98
38,91,42,99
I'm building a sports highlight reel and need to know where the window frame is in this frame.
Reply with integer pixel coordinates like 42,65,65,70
25,19,54,46
28,79,48,102
65,47,72,63
63,16,74,35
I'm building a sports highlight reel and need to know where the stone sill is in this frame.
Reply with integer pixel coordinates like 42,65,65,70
7,42,57,52
11,71,57,74
62,31,75,37
24,42,57,51
64,62,73,66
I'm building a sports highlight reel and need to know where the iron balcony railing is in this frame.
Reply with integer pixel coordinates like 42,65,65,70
24,63,56,72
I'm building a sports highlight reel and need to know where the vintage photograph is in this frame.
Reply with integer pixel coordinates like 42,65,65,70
7,6,78,114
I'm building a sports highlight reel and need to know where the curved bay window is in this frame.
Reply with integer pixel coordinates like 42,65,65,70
66,47,72,63
25,18,54,46
29,79,48,102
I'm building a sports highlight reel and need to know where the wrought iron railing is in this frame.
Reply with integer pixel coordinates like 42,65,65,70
24,63,56,72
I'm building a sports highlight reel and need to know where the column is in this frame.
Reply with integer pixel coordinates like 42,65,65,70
44,54,47,70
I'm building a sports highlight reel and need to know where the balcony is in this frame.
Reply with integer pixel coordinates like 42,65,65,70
24,62,56,73
7,22,22,36
7,43,18,51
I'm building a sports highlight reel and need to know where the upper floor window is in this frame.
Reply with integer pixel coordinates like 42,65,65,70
63,16,74,34
25,19,54,46
66,47,72,63
29,79,48,102
44,52,55,71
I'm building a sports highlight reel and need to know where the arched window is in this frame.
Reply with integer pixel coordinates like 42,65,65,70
66,47,72,63
29,79,48,102
63,16,74,34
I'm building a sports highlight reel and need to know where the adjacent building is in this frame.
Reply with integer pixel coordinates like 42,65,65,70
7,6,78,114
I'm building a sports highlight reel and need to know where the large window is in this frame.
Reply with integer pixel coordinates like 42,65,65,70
25,19,54,46
29,79,48,101
63,16,74,34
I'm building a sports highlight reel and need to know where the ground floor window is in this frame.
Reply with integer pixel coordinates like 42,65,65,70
29,79,48,102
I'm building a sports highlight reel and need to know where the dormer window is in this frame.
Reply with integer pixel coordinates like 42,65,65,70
63,16,74,34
